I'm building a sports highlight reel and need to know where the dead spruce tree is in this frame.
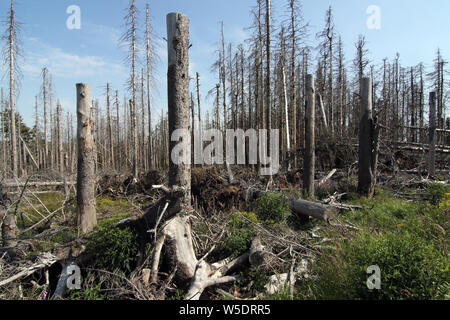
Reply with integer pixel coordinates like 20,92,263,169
145,2,155,170
428,91,437,177
120,0,140,177
76,84,97,234
126,13,268,301
303,74,315,198
2,0,22,177
357,77,379,198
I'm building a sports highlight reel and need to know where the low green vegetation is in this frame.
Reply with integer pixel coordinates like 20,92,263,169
67,282,105,300
215,212,258,259
253,192,291,224
85,217,139,274
295,187,449,300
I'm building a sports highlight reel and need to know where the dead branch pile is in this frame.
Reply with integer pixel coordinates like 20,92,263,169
192,167,248,214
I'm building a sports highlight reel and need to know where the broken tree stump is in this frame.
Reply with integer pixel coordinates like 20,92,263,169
358,77,378,198
76,83,97,234
304,74,316,198
291,198,337,222
167,12,191,208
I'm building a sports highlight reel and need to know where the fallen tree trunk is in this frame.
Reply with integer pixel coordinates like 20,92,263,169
0,252,57,288
1,181,75,189
291,199,337,222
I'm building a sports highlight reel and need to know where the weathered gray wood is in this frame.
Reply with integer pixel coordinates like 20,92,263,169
428,92,437,176
291,198,337,221
0,252,57,288
167,12,191,208
316,92,328,129
8,0,18,177
303,74,315,198
57,102,64,174
76,84,97,234
358,77,376,197
1,207,18,250
2,181,74,188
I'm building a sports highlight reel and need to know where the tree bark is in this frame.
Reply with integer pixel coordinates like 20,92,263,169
358,78,376,198
428,92,437,177
76,84,97,234
56,102,63,174
291,199,336,222
9,0,18,177
145,4,153,170
304,74,315,198
167,12,191,208
1,210,18,252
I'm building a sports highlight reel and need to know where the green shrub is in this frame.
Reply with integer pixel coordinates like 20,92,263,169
303,231,449,300
85,220,139,274
426,183,448,206
253,192,291,224
215,212,257,259
67,283,105,300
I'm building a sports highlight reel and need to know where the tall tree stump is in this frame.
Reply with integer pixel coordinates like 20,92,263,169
76,84,97,234
303,74,315,198
167,12,191,208
358,77,378,198
428,92,437,177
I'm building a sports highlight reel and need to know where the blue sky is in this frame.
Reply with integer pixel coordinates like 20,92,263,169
0,0,449,127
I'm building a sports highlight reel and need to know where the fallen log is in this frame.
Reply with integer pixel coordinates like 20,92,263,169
319,169,337,186
291,199,338,222
1,181,75,189
0,252,58,288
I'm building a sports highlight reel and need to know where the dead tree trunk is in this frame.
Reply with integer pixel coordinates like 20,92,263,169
76,84,97,234
57,101,63,174
291,199,337,222
304,74,315,198
145,13,250,300
9,0,18,177
428,92,437,177
167,13,191,208
358,77,378,198
1,208,18,255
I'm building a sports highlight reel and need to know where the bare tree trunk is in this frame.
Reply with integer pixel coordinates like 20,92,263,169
167,12,191,208
358,78,376,198
76,84,97,234
106,83,114,168
282,63,291,165
42,68,48,169
289,0,297,167
221,22,227,131
240,46,245,131
1,209,18,254
9,0,17,177
115,90,120,170
196,72,201,124
428,92,436,177
304,74,315,198
145,16,247,298
145,4,153,170
49,74,55,171
1,89,6,173
141,69,146,171
57,101,63,174
265,0,272,175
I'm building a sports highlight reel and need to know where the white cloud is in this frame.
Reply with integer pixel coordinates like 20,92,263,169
22,38,126,80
